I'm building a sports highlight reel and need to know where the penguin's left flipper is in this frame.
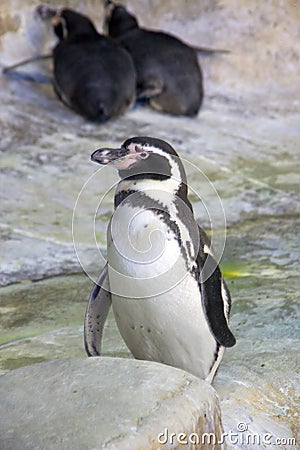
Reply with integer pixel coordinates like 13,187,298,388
84,264,112,356
2,70,52,84
197,247,236,348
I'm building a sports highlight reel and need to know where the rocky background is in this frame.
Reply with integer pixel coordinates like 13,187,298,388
0,1,299,449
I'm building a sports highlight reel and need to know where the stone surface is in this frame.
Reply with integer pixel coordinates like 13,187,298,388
215,278,299,449
0,1,299,449
0,357,224,450
0,275,131,375
0,0,299,287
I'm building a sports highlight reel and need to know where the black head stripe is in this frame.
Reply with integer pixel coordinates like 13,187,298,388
60,9,98,37
123,136,179,158
106,5,139,38
119,152,172,181
119,136,188,187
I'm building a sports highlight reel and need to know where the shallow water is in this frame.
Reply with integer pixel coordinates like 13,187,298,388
0,0,300,446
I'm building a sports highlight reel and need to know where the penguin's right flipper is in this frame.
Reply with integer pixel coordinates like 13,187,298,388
84,264,112,356
192,45,231,56
136,78,164,99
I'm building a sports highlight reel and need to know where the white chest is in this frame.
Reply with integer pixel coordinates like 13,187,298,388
108,205,189,296
106,204,218,379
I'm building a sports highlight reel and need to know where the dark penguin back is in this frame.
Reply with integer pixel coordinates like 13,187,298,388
53,9,136,122
106,5,203,117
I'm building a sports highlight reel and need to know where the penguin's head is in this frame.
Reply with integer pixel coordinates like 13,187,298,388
36,5,98,40
104,2,139,38
36,5,57,21
91,137,189,196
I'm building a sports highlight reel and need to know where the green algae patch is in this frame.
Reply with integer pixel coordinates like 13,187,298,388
0,274,90,346
221,262,251,279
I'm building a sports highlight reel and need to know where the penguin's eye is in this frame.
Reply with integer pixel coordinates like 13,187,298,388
139,152,149,159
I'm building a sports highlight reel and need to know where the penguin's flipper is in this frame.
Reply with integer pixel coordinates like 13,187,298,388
192,45,231,56
2,54,53,84
197,247,236,348
136,79,164,99
84,264,112,356
53,79,74,110
3,70,52,84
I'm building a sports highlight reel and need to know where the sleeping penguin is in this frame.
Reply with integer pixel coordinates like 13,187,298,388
103,1,203,117
84,136,236,382
37,5,136,122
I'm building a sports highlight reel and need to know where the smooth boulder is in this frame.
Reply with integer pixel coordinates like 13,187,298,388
0,356,224,450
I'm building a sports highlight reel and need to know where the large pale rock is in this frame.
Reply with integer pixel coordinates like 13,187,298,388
0,357,224,450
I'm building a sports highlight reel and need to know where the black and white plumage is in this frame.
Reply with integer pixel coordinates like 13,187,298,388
37,5,136,122
104,2,203,117
84,136,235,383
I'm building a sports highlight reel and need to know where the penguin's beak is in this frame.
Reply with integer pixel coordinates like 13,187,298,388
91,147,128,164
91,146,140,171
36,5,57,21
103,0,115,32
36,5,63,29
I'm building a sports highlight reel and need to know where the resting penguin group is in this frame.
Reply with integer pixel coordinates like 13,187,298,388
35,1,207,120
37,5,136,122
104,1,204,116
84,137,236,383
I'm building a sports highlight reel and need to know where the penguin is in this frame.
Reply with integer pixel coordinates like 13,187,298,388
84,136,236,383
36,5,136,122
103,1,203,117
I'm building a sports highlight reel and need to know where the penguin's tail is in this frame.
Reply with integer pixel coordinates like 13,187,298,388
80,100,110,123
72,85,111,122
192,46,231,56
94,101,110,123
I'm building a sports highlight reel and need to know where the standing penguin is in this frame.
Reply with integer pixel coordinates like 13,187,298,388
84,136,235,383
37,5,136,122
103,2,203,117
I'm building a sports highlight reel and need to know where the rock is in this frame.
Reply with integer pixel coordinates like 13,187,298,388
0,357,224,450
216,367,298,450
0,276,131,375
214,274,299,449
